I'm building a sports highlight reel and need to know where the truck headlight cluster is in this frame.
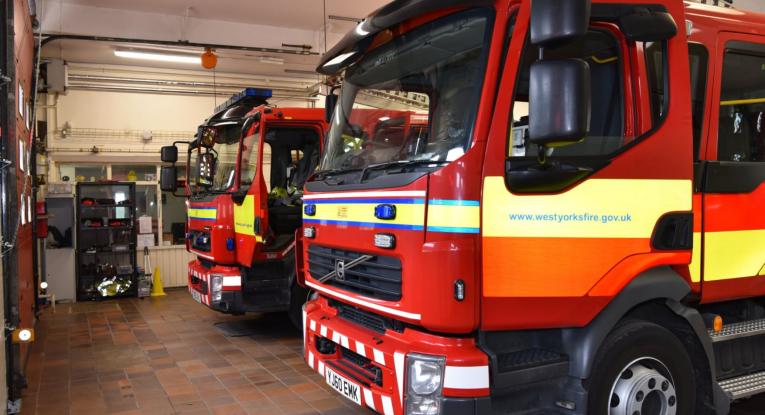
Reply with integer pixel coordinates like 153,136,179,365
210,275,223,303
405,353,445,415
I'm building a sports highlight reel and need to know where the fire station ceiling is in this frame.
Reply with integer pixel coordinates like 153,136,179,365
39,0,389,81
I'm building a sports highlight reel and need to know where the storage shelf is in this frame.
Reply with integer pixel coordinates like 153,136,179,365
79,226,133,231
80,250,133,255
78,273,135,279
76,182,138,302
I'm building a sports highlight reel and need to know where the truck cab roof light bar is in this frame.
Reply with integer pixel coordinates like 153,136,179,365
214,88,273,114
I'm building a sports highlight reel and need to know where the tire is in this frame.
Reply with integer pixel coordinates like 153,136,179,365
287,278,308,330
587,320,696,415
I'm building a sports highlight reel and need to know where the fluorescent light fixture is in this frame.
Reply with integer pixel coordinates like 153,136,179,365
328,15,362,23
259,56,284,65
114,49,201,64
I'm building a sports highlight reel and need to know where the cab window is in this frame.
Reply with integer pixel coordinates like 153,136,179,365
646,42,708,160
718,42,765,162
509,29,625,157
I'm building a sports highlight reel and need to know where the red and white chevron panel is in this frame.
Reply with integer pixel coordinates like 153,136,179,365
303,309,491,415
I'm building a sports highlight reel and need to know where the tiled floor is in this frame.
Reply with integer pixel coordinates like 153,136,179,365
21,289,367,415
18,288,765,415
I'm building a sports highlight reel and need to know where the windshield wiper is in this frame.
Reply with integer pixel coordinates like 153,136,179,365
360,159,447,182
312,168,362,182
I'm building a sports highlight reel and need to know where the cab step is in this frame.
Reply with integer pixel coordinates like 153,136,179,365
493,349,568,388
708,318,765,342
719,371,765,400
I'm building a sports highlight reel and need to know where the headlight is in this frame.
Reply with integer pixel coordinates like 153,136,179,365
405,353,445,415
211,275,223,302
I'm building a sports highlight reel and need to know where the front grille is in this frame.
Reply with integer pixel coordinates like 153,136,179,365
333,300,404,334
339,346,383,386
308,245,402,301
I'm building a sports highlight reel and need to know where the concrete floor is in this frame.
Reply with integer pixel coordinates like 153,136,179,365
18,288,765,415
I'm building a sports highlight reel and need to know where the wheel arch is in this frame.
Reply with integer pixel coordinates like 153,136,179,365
560,266,729,414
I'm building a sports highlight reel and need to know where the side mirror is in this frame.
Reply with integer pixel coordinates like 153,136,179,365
160,166,178,192
531,0,591,47
160,146,178,163
325,87,339,123
619,9,677,42
528,59,591,147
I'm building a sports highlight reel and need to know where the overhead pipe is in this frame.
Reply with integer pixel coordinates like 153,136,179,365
40,33,319,56
67,74,314,95
46,147,172,154
66,83,319,101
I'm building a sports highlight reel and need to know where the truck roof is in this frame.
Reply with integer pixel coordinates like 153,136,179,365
247,107,326,124
685,1,765,35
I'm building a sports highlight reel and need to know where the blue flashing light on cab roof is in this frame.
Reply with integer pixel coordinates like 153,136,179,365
214,88,273,114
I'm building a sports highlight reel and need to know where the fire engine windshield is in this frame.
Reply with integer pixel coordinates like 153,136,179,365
318,9,492,181
189,125,240,193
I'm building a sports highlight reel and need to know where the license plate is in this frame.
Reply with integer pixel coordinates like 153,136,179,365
191,290,202,303
325,366,362,406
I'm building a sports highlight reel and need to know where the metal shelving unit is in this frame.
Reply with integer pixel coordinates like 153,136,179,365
75,182,137,301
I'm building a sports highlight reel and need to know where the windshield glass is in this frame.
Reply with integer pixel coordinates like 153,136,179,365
189,124,241,193
239,130,260,188
319,9,492,177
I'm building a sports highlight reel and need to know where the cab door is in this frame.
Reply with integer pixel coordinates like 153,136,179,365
701,33,765,302
234,115,268,266
480,1,695,329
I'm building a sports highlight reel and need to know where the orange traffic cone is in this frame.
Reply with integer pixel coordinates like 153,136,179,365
150,267,166,297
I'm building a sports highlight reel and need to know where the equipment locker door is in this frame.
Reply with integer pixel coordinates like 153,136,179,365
701,33,765,302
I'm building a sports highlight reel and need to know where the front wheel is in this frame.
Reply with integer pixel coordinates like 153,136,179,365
587,320,696,415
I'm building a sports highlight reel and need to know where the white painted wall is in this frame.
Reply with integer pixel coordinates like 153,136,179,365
57,89,217,132
43,78,321,173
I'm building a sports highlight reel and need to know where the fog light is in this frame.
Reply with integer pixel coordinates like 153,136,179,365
407,396,440,415
303,227,316,238
211,276,223,303
406,353,445,415
374,204,396,220
374,233,395,249
304,204,316,216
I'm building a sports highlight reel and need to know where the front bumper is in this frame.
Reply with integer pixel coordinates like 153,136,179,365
187,260,244,314
303,296,491,415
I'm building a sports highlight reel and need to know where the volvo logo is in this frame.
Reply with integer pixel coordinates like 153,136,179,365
335,260,346,280
319,254,374,283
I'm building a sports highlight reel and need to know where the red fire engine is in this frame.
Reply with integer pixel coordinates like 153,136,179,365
300,1,765,414
161,88,326,327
